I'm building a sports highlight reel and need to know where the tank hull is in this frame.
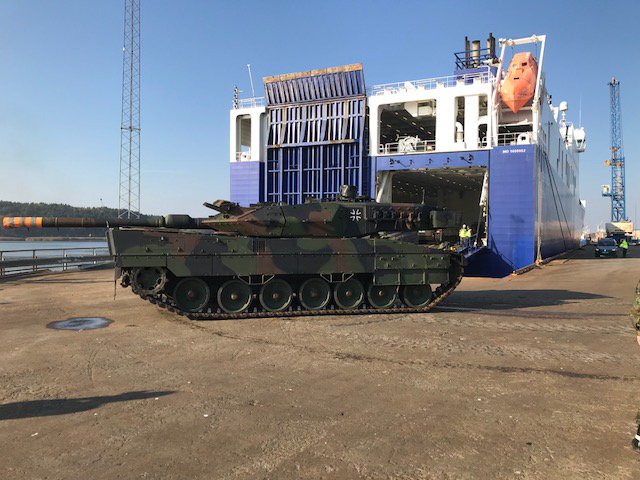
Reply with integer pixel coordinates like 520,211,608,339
108,227,461,318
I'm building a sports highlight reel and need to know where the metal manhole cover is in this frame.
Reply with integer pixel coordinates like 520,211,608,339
47,317,113,331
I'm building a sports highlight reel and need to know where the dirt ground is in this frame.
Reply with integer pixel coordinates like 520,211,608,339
1,246,639,479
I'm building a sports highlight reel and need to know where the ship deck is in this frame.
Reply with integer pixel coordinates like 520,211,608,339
1,246,639,478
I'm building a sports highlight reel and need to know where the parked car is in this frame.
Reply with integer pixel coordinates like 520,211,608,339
630,238,640,246
595,238,618,257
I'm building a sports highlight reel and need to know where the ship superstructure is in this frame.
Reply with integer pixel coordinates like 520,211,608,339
229,33,586,276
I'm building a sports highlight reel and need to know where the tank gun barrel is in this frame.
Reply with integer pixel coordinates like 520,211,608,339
2,215,206,230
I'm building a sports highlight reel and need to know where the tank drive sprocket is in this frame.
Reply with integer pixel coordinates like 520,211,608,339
131,267,167,295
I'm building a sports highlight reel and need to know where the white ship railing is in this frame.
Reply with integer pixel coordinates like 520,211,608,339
368,71,494,96
378,140,436,155
378,138,494,155
235,97,266,109
496,132,533,146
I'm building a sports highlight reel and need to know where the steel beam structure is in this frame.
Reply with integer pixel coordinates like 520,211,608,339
607,78,625,222
118,0,141,219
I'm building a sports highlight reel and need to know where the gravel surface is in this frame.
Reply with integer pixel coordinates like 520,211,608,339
1,246,639,479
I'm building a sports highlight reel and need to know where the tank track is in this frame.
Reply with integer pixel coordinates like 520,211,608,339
135,258,463,321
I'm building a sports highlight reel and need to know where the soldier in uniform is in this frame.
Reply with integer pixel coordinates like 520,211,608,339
631,281,640,452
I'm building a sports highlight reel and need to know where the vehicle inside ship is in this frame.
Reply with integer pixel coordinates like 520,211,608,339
378,101,437,154
389,167,487,244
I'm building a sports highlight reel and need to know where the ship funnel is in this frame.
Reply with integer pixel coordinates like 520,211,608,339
464,36,471,66
487,33,496,57
471,40,481,66
458,34,496,69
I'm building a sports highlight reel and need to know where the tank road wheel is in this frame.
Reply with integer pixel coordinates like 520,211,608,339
259,279,293,312
217,279,252,313
333,277,364,310
132,267,167,295
298,278,331,311
401,284,433,308
366,284,398,309
173,277,210,313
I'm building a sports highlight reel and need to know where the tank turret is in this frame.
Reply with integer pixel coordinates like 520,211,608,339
202,201,461,238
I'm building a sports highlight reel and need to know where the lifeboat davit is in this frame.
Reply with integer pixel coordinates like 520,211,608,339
500,52,538,113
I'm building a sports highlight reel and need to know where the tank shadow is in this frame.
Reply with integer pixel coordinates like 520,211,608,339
443,289,610,310
0,390,174,421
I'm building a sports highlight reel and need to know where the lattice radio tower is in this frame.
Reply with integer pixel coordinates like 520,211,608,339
118,0,141,219
605,78,626,222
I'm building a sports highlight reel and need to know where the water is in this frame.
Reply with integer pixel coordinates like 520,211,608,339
47,317,113,331
0,240,107,253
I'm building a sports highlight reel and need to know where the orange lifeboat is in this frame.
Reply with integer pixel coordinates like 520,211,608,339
500,52,538,113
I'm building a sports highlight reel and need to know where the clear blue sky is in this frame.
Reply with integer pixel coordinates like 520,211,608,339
0,0,638,229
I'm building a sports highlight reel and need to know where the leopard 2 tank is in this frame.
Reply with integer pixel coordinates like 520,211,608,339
3,186,463,319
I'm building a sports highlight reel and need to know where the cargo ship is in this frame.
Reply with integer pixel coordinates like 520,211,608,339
228,33,586,277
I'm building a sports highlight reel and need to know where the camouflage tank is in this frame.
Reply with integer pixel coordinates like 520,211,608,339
3,186,464,319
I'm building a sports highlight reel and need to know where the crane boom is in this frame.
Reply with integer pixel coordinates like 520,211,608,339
607,78,626,222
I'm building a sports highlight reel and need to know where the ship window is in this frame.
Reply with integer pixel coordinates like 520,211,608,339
235,114,252,161
478,123,488,147
497,124,532,146
454,96,465,143
479,95,488,116
378,101,437,154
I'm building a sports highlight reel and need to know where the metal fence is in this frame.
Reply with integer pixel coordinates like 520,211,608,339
236,97,266,109
368,71,494,96
378,139,437,155
0,247,112,278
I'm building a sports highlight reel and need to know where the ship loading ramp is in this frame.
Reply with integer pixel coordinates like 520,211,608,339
377,166,488,247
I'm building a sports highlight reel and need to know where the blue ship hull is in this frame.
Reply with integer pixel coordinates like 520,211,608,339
465,144,582,277
372,144,583,277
